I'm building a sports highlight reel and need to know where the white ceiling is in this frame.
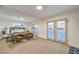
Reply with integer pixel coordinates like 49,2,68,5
0,5,79,22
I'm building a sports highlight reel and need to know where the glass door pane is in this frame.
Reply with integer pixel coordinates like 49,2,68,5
56,20,65,41
48,22,54,40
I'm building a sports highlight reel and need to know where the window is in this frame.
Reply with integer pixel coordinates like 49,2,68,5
48,19,67,43
11,22,23,27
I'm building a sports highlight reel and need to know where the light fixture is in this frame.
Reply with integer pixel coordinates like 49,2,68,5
20,18,24,21
36,6,43,10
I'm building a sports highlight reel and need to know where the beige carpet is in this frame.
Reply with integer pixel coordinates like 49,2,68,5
0,38,69,54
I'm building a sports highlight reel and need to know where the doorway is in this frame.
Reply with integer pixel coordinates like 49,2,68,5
32,24,38,37
48,19,68,43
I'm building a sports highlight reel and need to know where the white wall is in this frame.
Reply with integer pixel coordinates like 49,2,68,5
28,9,79,48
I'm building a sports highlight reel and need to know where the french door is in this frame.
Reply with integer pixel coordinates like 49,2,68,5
48,20,67,43
48,22,55,40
